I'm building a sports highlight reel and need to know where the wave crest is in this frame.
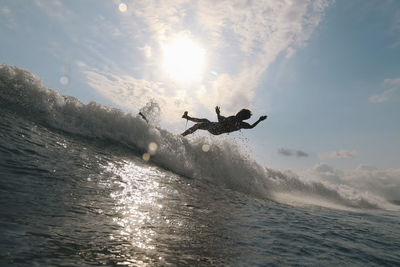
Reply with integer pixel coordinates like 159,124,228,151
1,64,398,210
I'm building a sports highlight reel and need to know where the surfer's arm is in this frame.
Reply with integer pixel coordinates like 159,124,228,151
215,106,226,122
242,115,267,129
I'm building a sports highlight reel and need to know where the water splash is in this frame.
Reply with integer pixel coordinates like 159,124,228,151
1,64,399,210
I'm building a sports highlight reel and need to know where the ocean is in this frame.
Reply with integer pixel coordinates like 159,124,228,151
1,64,400,266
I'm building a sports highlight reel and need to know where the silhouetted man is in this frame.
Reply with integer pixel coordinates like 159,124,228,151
181,106,267,136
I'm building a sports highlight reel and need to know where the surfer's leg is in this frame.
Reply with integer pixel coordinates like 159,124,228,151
182,111,210,123
181,122,211,136
182,124,201,136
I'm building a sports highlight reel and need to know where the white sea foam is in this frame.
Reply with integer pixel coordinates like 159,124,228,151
1,64,399,210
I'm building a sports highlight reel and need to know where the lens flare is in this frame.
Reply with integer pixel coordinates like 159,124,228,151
142,153,150,161
118,2,127,12
60,75,70,85
148,142,158,155
202,144,210,152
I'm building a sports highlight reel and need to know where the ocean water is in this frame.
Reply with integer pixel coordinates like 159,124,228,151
1,64,400,266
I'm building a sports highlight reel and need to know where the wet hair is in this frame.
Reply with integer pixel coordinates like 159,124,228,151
236,109,252,120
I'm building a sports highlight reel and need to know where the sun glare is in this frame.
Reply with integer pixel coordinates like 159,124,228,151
162,36,205,82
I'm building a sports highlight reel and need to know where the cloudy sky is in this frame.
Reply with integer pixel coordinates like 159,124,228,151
1,0,399,172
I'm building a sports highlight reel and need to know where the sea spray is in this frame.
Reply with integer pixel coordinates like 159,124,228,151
0,64,271,198
1,64,399,210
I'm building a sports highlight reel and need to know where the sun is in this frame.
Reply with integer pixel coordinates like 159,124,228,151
162,36,205,82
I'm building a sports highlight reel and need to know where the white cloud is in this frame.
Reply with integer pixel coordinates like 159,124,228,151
34,0,73,21
127,0,333,114
199,72,257,113
131,0,188,42
195,0,333,113
320,149,357,159
140,45,152,59
369,77,400,103
390,9,400,48
81,66,193,123
66,0,333,119
384,77,400,86
369,87,397,103
0,5,16,29
0,5,11,15
92,15,122,37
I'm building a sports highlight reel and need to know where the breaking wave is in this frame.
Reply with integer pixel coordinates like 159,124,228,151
1,64,399,210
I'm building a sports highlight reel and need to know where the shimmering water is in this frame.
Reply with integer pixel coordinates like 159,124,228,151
1,107,400,266
1,64,400,266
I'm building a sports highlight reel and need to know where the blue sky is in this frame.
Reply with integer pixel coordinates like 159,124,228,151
1,0,399,173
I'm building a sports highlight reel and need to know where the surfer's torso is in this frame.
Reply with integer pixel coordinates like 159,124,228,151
206,116,248,135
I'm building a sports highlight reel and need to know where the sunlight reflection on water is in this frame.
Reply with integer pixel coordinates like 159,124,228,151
108,162,161,247
95,158,237,265
103,160,168,265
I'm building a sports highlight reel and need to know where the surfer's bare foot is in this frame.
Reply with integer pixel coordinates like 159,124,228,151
182,111,188,119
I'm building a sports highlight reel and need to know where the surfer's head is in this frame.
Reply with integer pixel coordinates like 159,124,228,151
236,109,252,120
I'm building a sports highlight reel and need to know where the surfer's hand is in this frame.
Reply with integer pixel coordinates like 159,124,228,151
260,115,267,121
215,106,220,115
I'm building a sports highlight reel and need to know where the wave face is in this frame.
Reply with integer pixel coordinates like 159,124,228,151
0,64,399,210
